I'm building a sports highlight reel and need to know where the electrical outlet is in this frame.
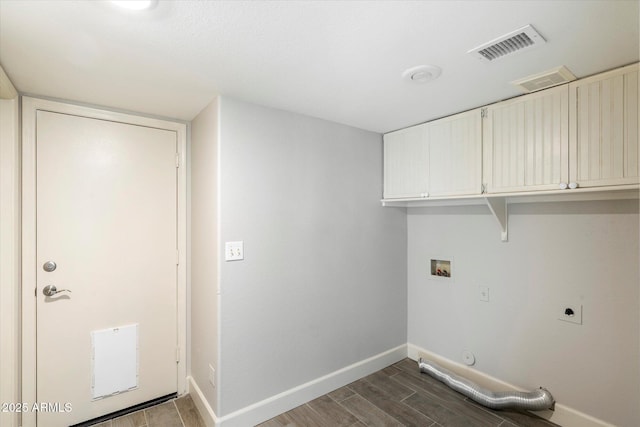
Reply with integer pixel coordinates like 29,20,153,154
225,241,244,261
209,365,216,387
558,303,582,325
479,286,489,302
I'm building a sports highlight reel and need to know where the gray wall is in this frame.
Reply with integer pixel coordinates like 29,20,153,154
190,99,220,413
217,97,407,415
407,200,639,426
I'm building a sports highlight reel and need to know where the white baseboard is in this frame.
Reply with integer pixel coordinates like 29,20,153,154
187,376,219,427
408,343,615,427
189,344,406,427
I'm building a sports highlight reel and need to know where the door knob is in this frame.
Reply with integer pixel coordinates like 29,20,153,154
42,285,72,297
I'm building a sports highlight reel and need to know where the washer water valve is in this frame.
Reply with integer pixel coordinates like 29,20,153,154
430,259,451,278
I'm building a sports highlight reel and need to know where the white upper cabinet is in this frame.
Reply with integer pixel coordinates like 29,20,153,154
569,63,639,188
383,109,482,199
383,63,639,205
483,85,569,193
383,123,429,199
428,109,482,197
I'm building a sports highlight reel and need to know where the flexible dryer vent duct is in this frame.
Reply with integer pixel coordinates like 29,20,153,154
418,358,555,411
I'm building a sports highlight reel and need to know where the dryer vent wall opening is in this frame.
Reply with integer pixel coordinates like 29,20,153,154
418,358,555,411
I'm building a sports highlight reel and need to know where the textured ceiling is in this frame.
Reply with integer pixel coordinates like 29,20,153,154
1,0,638,133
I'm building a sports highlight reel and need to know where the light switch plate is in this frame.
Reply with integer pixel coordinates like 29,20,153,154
225,241,244,261
208,365,215,387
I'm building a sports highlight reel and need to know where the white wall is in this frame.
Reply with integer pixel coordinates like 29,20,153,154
0,97,20,427
407,200,639,427
217,97,407,416
190,99,221,413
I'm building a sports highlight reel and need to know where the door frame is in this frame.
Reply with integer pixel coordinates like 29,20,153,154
21,97,188,427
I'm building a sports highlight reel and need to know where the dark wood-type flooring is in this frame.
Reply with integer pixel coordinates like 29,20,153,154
257,358,559,427
92,395,205,427
91,358,559,427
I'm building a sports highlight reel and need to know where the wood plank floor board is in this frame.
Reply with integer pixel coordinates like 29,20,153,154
174,395,206,427
258,413,296,427
347,379,435,427
403,391,501,427
112,410,147,427
380,365,403,377
391,361,468,403
329,386,357,402
256,418,283,427
410,384,505,426
307,394,360,427
391,370,469,404
339,394,405,427
287,403,330,427
462,401,558,427
362,370,415,401
145,401,183,427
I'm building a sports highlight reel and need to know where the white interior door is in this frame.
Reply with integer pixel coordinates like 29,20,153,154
35,110,178,426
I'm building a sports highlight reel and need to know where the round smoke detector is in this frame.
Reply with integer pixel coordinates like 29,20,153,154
402,65,442,84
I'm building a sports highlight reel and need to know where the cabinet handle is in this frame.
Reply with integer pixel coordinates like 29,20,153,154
568,182,578,189
558,182,568,190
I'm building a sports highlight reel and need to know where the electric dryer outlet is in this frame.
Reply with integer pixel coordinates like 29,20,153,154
558,302,582,325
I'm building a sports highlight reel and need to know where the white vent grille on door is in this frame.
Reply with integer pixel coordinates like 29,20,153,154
468,25,546,62
511,66,576,93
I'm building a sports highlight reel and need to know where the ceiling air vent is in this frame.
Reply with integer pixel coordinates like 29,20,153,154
468,24,546,62
511,66,576,93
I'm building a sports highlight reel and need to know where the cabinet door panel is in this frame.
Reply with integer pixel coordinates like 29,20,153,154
484,85,569,193
383,124,429,199
570,64,639,187
428,109,482,197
